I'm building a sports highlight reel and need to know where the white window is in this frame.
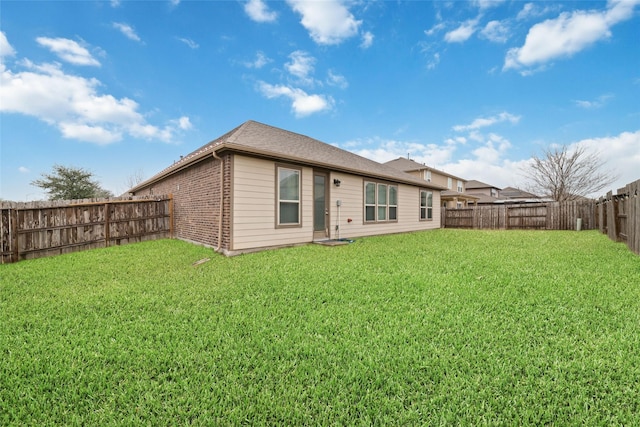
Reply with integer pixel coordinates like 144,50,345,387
420,190,433,220
365,182,376,222
364,181,398,222
377,184,387,220
447,177,452,189
424,170,431,182
457,180,463,193
389,186,398,220
277,167,300,226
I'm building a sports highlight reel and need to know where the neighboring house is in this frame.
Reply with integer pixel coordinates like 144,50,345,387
129,120,445,255
499,187,552,203
466,181,554,204
385,157,478,208
465,179,502,205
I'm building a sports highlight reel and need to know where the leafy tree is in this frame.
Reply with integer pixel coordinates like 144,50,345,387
523,145,616,201
31,164,114,200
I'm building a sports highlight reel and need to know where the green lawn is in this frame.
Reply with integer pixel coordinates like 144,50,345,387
2,229,639,425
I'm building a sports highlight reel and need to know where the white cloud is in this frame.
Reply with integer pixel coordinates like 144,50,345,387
346,137,458,167
504,1,639,72
480,20,510,43
453,112,521,132
18,166,30,174
285,50,316,85
442,157,531,189
471,133,512,164
177,37,199,49
326,70,348,89
567,129,640,194
175,116,192,130
0,43,190,145
574,94,613,109
444,18,479,43
112,22,142,43
59,122,122,144
0,31,16,57
287,0,361,45
475,0,506,10
257,81,333,117
36,37,100,66
360,31,374,49
516,2,556,21
244,0,278,23
425,22,446,37
243,51,271,69
427,52,440,70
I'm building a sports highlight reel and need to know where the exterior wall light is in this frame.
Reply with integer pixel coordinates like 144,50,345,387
333,179,341,187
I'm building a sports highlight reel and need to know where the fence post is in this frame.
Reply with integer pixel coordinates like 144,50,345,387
10,209,19,263
169,194,175,238
104,202,110,247
614,198,622,242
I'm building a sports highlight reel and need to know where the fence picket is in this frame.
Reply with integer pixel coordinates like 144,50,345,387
1,195,172,263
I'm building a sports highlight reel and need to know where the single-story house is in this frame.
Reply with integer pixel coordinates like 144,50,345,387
129,120,445,255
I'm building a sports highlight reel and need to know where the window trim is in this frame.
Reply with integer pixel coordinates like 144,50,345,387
388,185,398,221
275,165,302,228
364,180,398,223
420,189,433,221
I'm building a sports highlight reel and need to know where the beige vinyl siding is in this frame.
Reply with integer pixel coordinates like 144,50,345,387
232,156,313,250
328,173,440,240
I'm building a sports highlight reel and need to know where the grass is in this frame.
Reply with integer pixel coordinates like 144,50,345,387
1,229,639,425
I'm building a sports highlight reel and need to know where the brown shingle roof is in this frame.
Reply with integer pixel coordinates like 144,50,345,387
131,121,445,192
465,179,501,190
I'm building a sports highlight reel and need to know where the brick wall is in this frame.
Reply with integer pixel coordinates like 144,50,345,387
134,156,224,249
220,153,232,250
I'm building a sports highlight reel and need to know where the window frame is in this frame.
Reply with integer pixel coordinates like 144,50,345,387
457,180,463,193
276,165,302,228
420,189,433,221
363,180,398,223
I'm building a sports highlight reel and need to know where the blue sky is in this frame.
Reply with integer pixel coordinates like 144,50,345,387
1,0,639,201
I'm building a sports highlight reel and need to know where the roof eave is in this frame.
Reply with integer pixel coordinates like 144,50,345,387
130,140,447,194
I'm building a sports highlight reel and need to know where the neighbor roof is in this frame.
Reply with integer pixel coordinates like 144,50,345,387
500,187,539,199
465,179,501,190
384,157,467,181
131,121,446,192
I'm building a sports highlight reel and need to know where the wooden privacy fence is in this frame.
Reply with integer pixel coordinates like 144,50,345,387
597,179,640,255
1,195,173,264
443,200,597,231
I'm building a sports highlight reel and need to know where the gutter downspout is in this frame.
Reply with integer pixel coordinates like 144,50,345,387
211,150,224,253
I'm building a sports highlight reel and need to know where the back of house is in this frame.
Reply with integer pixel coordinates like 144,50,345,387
129,120,445,255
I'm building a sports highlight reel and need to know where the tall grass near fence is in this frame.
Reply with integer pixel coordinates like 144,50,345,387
2,230,640,425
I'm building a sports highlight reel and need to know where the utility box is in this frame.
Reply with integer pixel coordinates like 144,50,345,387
576,218,582,231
